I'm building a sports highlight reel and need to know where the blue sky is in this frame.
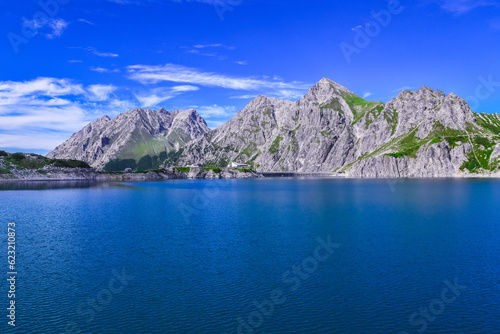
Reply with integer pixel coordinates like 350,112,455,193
1,0,500,154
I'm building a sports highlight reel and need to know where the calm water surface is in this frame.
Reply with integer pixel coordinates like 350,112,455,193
1,178,499,333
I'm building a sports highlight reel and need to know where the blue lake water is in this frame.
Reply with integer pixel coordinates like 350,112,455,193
1,178,500,334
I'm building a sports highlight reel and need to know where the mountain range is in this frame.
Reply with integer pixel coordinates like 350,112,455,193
48,78,500,177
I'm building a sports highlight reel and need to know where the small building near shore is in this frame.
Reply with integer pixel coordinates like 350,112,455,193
229,162,252,169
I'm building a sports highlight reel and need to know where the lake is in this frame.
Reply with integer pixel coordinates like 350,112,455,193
1,178,499,333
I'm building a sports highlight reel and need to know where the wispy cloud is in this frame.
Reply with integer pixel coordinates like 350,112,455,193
70,46,119,57
193,104,236,118
22,17,70,39
86,47,119,57
393,86,413,92
0,78,88,135
0,78,131,151
425,0,499,15
87,85,118,101
205,120,225,128
188,104,238,128
233,61,248,66
363,92,373,98
230,94,259,99
0,78,85,101
182,44,235,60
186,49,227,60
47,19,70,39
127,64,311,99
193,43,235,50
68,60,83,63
271,89,306,100
90,67,120,73
0,133,77,151
134,85,199,107
78,19,95,25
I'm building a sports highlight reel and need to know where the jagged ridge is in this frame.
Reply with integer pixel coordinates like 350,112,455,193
48,108,209,170
48,78,500,177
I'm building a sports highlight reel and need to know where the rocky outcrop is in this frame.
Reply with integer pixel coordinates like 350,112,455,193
47,78,500,178
174,78,362,172
0,167,261,182
47,108,209,170
175,79,500,177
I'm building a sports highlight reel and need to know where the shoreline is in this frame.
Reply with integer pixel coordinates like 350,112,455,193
0,167,263,183
2,172,500,182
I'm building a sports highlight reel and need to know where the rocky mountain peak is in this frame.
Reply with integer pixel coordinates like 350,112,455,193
315,77,348,90
48,106,209,169
97,115,111,122
243,95,284,112
49,78,500,177
416,86,445,98
387,85,477,138
81,115,110,136
303,78,352,106
172,108,207,127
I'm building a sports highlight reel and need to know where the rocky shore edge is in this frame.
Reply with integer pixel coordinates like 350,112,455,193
0,167,263,182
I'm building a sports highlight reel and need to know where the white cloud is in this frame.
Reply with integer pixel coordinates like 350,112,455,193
0,78,84,104
0,78,131,152
230,94,259,99
47,19,69,39
0,105,88,132
186,49,227,60
363,92,373,98
134,85,199,107
206,120,225,129
183,44,233,60
89,48,119,57
90,67,120,73
194,104,237,118
127,64,311,96
0,78,203,152
87,85,118,101
78,19,95,25
270,89,305,100
187,104,238,128
82,47,119,57
194,43,223,48
233,61,248,65
21,17,70,39
0,78,88,135
70,46,119,57
0,133,73,151
172,85,201,93
193,43,235,50
426,0,498,14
